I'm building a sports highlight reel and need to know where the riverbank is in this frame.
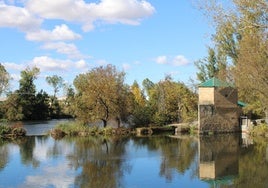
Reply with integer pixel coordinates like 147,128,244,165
0,124,26,139
49,121,180,139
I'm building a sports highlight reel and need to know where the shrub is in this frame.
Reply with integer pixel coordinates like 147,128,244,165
0,125,12,135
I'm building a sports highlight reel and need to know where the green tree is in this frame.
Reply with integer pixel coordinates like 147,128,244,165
46,75,64,98
195,47,227,82
46,75,64,118
0,63,10,96
17,67,39,120
61,84,76,117
73,64,129,127
3,67,50,121
33,90,50,120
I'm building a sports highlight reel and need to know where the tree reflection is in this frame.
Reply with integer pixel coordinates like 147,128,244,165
234,138,268,187
66,136,131,188
18,136,40,167
132,136,198,181
0,143,9,171
159,136,198,181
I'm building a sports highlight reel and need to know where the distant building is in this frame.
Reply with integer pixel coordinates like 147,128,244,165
198,77,241,134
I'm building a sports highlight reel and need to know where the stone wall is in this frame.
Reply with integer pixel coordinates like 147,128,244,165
198,105,240,134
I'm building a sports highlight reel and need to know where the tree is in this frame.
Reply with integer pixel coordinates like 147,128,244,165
34,90,50,120
195,47,227,82
0,63,10,95
3,92,24,121
17,67,40,120
198,0,268,117
61,84,76,117
73,64,129,127
46,75,64,98
45,75,64,118
146,76,197,125
3,67,51,121
130,81,151,126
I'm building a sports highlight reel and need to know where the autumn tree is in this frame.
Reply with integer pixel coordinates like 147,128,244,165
73,64,130,127
130,81,151,126
146,76,197,125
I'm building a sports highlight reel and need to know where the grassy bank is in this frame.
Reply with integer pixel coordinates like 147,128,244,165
0,124,26,139
50,121,178,139
50,121,134,139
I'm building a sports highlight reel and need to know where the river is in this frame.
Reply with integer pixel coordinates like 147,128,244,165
0,120,268,187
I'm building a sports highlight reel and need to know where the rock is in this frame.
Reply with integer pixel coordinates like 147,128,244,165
50,129,66,139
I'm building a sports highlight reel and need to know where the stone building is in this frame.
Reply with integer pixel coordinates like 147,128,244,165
198,77,241,134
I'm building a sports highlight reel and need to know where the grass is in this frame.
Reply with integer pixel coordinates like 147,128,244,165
53,121,116,137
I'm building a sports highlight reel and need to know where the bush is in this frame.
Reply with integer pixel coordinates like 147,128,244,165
0,125,12,135
250,124,268,137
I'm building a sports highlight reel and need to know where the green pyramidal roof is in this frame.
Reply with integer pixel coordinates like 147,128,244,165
199,77,234,88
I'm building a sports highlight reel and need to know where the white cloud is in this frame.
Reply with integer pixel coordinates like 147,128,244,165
172,55,189,66
0,3,41,31
23,162,75,188
30,56,70,71
29,56,89,73
26,24,81,41
2,62,25,71
155,55,189,66
26,0,155,31
155,56,167,64
41,42,85,59
75,59,88,69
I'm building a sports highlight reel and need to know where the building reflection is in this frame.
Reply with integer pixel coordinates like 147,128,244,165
198,134,239,185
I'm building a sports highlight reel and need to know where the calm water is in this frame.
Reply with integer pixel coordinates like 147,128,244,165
1,121,268,188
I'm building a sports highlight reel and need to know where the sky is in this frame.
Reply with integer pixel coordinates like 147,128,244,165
0,0,213,96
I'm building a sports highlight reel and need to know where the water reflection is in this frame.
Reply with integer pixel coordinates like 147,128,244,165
67,136,131,188
198,134,239,186
1,132,268,187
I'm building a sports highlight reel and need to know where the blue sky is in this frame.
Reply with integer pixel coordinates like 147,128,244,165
0,0,213,96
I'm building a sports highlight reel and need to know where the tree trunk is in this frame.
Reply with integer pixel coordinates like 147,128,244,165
116,117,121,128
102,119,107,128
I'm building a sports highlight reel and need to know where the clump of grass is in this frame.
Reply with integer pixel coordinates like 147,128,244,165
54,121,114,136
53,121,132,138
55,121,90,135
